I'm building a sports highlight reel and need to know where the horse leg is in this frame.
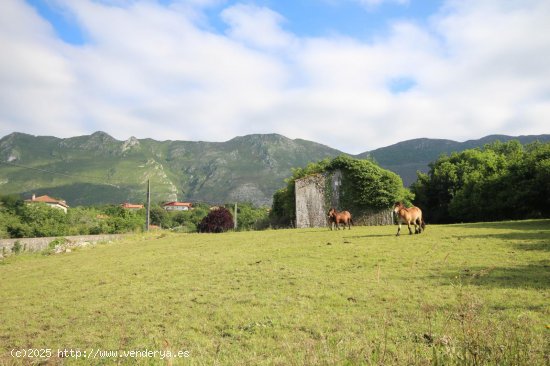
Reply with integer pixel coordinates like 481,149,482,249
396,223,401,236
407,221,413,235
415,218,422,234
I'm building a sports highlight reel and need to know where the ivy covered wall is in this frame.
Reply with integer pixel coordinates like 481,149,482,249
287,156,412,228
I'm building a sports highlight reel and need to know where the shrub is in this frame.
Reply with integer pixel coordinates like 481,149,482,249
197,207,234,233
48,237,69,249
42,237,70,255
11,240,22,255
7,222,33,238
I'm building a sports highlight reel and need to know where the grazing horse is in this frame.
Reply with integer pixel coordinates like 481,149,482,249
393,202,425,236
328,208,353,230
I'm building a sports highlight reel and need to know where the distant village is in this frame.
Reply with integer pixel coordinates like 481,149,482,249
26,193,194,214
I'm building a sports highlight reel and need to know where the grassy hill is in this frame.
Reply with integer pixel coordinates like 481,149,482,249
0,220,548,365
0,132,342,206
1,132,548,205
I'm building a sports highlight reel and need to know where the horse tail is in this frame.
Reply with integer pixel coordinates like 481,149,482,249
421,218,426,230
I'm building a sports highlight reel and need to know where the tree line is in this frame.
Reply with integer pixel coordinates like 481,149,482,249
0,198,270,239
411,140,550,223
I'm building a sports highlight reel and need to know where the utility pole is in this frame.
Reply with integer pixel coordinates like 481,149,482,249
146,179,151,231
234,202,238,230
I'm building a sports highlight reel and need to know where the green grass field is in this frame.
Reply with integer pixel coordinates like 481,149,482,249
1,220,549,365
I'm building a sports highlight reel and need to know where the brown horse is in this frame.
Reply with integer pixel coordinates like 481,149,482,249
328,208,353,230
393,202,425,236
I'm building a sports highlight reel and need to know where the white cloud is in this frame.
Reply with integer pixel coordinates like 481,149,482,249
52,0,288,140
221,4,295,50
0,0,549,153
0,1,83,136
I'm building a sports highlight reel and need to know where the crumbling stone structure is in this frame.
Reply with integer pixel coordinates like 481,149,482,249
295,170,394,228
295,174,327,228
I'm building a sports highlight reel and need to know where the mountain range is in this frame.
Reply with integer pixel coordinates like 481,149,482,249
1,132,548,206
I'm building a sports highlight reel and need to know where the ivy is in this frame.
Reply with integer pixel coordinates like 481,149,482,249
328,155,412,211
270,155,412,226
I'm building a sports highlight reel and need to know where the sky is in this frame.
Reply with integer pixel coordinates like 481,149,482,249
0,0,549,154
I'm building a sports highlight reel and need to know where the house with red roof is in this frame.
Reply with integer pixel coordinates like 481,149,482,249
162,201,193,211
26,194,69,213
120,203,144,210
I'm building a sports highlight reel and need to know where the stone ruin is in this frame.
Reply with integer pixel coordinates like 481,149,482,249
294,173,327,228
295,170,394,228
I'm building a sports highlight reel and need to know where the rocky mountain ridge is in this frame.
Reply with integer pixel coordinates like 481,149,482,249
1,131,548,206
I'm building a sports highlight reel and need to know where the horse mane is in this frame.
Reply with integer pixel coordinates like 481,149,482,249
395,202,413,211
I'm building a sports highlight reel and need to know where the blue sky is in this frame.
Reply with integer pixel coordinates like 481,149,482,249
1,0,549,153
27,0,87,44
27,0,444,45
210,0,442,39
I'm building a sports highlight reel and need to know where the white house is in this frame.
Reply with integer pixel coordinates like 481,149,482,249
162,201,193,211
26,194,69,213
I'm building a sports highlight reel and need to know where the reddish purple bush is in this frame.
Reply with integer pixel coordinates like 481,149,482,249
197,207,234,233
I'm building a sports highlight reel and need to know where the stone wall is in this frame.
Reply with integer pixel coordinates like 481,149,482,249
0,234,124,253
295,174,327,228
353,208,395,226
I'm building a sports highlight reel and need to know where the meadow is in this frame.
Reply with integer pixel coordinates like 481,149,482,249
1,220,549,365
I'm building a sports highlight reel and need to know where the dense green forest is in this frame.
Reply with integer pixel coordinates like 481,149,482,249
0,197,269,239
411,140,550,223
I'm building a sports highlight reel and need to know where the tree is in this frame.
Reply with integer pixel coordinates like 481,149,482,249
269,187,294,228
230,203,269,231
0,194,24,213
150,207,170,228
16,203,69,237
